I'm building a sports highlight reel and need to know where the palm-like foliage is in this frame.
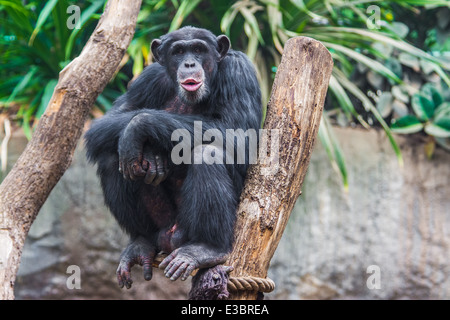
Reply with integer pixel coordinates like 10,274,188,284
209,0,449,186
1,0,449,186
0,0,108,138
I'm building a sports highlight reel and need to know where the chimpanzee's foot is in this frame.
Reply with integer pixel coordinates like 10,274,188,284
116,236,157,289
159,244,228,281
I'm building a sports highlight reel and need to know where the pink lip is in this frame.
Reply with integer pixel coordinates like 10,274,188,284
181,79,202,92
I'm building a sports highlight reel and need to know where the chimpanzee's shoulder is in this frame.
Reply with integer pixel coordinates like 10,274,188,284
219,50,257,78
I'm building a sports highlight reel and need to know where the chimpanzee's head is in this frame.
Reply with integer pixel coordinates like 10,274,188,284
151,26,230,105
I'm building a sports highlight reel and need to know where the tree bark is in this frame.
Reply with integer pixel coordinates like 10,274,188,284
0,0,142,299
226,37,333,300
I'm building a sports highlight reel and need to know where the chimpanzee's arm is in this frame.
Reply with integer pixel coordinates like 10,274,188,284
117,51,262,181
85,63,173,164
85,108,136,163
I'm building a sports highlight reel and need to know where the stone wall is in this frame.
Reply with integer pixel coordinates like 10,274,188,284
3,127,449,299
266,128,450,299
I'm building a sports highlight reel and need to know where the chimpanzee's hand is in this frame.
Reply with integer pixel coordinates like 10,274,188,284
118,131,146,181
116,237,156,289
142,146,170,186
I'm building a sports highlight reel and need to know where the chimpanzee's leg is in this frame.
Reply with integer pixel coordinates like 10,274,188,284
159,145,239,281
96,152,174,288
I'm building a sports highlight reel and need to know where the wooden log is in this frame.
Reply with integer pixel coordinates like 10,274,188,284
226,37,333,300
0,0,142,299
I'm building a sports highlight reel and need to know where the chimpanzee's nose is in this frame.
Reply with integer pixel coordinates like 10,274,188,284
184,60,196,68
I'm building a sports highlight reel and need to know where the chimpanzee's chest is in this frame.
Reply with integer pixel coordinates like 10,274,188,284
164,96,201,114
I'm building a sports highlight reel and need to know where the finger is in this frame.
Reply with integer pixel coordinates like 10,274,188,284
181,264,196,281
163,255,182,277
120,160,130,180
131,161,146,178
117,266,132,289
152,155,168,186
142,258,153,281
128,165,136,181
144,169,157,184
144,155,157,184
165,259,185,280
155,155,163,169
117,272,125,288
223,266,234,274
151,171,166,186
141,159,149,171
125,276,133,289
159,249,178,269
128,161,139,180
170,262,188,281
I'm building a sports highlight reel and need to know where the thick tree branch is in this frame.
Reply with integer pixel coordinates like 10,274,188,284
226,37,333,300
0,0,142,299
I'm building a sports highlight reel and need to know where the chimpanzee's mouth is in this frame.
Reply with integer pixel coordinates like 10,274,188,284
181,79,203,92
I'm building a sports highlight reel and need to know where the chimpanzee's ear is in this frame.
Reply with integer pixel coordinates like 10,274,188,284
216,35,230,61
151,39,163,65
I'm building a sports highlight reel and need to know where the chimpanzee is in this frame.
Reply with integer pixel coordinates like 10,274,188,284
84,26,262,289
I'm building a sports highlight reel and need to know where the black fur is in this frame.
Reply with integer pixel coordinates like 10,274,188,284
85,27,262,284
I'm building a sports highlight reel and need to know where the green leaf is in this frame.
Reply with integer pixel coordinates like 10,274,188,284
332,68,403,167
390,22,409,39
0,0,33,32
65,0,105,60
96,93,113,112
318,115,348,189
28,0,59,46
392,85,409,103
411,94,435,121
239,6,264,45
329,74,370,128
22,112,33,140
420,59,436,74
421,83,443,108
316,27,448,69
53,0,71,59
377,92,393,118
434,102,450,120
221,4,240,35
169,0,202,32
6,67,38,104
434,117,450,130
324,42,402,84
36,79,58,119
398,52,420,70
424,119,450,138
391,115,424,134
431,63,450,88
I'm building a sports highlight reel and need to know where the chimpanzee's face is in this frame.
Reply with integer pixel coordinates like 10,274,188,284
151,27,230,105
167,38,213,104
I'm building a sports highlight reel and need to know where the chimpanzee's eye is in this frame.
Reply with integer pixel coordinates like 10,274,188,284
173,47,184,55
193,44,207,54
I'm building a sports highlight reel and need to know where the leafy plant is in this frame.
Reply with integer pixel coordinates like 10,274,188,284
207,0,450,182
391,83,450,157
2,0,450,186
0,0,107,138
